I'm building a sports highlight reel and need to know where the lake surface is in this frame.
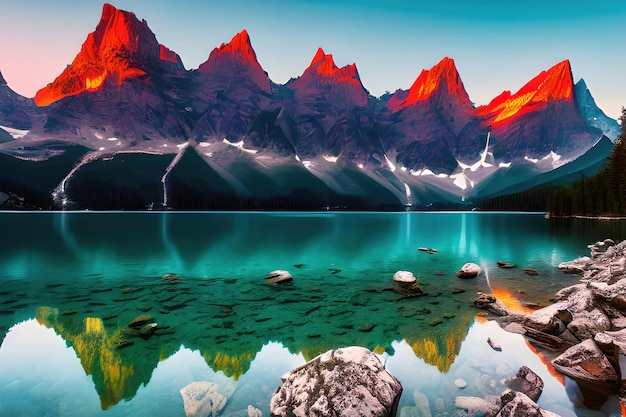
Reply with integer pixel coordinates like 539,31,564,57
1,211,625,417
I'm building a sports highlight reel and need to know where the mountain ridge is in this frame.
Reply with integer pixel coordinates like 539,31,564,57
0,3,618,210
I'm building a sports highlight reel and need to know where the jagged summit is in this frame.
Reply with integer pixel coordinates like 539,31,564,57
306,47,361,85
33,3,184,107
388,57,471,113
0,71,5,86
197,29,270,93
5,3,614,211
287,47,368,107
575,78,621,141
477,60,574,126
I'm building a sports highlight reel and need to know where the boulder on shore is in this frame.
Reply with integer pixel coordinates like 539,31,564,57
456,263,481,279
552,338,618,410
270,346,402,417
589,238,616,258
492,239,626,412
557,256,592,274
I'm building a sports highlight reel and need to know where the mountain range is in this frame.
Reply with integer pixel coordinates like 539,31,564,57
0,3,620,210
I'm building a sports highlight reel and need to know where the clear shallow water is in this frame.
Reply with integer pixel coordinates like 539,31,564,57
1,211,625,417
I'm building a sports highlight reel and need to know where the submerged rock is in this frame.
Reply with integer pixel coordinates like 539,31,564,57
400,390,432,417
522,267,539,276
265,270,293,285
162,273,180,283
418,247,437,254
456,263,481,279
270,346,402,417
139,322,157,339
180,381,227,417
128,314,153,329
394,282,427,298
454,396,499,416
248,405,262,417
497,260,518,269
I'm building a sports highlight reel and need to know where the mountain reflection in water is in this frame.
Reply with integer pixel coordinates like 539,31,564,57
2,212,626,416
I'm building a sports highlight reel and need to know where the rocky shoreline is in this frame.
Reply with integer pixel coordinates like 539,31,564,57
265,239,626,417
177,239,626,417
476,238,626,413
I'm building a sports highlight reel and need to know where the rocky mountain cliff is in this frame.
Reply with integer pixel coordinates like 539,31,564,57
0,3,617,210
0,70,37,135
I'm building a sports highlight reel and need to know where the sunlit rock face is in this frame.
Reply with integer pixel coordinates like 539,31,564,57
30,4,190,144
478,60,574,126
476,60,600,161
34,3,184,107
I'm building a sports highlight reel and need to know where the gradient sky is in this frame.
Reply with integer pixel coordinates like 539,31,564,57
0,0,624,118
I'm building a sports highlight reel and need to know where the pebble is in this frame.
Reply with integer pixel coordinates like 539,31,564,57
455,378,467,389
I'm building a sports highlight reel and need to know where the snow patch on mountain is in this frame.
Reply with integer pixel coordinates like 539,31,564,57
0,125,29,139
223,138,257,154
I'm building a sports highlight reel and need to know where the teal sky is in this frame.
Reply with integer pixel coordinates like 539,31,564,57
0,0,624,118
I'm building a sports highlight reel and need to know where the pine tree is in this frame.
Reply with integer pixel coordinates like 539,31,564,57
548,107,626,216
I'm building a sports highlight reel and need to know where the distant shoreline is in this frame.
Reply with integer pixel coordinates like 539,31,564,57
546,213,626,220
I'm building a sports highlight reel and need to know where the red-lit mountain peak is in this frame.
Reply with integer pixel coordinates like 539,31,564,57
197,29,270,93
476,60,574,125
305,47,361,84
288,47,367,107
34,3,182,107
203,30,260,69
388,57,470,113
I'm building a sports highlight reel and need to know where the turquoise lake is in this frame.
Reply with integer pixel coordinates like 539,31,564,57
1,211,625,417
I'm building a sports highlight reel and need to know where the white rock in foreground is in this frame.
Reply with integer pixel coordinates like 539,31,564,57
393,270,417,283
180,381,226,417
270,346,402,417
